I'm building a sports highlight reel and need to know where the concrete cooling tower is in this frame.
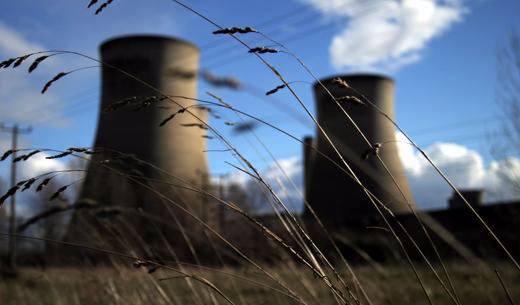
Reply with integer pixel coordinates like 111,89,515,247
304,74,415,225
64,36,212,256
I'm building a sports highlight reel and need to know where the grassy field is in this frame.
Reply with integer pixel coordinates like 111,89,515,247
2,261,519,305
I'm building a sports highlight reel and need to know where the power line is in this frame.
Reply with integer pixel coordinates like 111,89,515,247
203,0,387,69
407,115,501,136
14,1,388,127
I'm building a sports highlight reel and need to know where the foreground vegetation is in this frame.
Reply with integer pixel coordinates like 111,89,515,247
1,2,520,305
2,262,519,305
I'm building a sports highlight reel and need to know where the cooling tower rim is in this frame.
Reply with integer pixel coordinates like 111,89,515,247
100,34,199,52
313,73,394,88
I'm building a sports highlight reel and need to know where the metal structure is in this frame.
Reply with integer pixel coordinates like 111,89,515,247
304,74,415,225
64,36,212,254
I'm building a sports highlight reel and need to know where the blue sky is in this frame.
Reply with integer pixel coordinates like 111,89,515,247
0,0,519,210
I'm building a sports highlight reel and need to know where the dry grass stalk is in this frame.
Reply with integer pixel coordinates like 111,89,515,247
5,11,508,302
495,270,516,305
94,0,114,15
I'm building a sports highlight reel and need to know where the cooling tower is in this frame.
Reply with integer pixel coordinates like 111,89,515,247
64,36,212,256
304,74,415,225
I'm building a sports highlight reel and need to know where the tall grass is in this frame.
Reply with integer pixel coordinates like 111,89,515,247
0,1,519,305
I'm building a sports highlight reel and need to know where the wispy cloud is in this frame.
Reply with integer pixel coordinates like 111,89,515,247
300,0,466,71
219,135,520,212
396,132,520,208
0,22,44,56
0,23,70,127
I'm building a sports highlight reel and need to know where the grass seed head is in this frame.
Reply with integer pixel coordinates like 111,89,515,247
0,186,19,206
46,151,73,160
132,259,150,268
133,96,159,111
49,185,68,201
1,149,16,161
0,57,17,68
362,143,382,160
248,47,279,54
17,179,29,187
28,55,52,73
232,121,258,134
181,123,208,130
159,113,177,127
87,0,98,8
67,147,89,153
212,26,257,35
23,150,42,161
202,71,242,89
36,177,54,192
167,68,197,79
13,54,32,68
265,84,286,95
13,155,26,163
332,77,350,88
336,95,365,106
22,178,37,192
103,96,137,112
94,0,113,15
41,72,69,94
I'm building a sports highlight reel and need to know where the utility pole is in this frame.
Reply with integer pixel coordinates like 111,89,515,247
1,123,32,275
218,174,227,233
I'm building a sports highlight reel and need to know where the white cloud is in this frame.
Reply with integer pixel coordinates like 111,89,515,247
396,132,520,209
254,156,304,212
0,22,44,57
18,152,68,180
0,150,72,217
218,135,520,213
0,72,70,127
301,0,465,71
0,23,69,127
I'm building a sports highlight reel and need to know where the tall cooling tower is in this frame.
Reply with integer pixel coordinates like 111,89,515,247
64,36,212,256
304,74,415,225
